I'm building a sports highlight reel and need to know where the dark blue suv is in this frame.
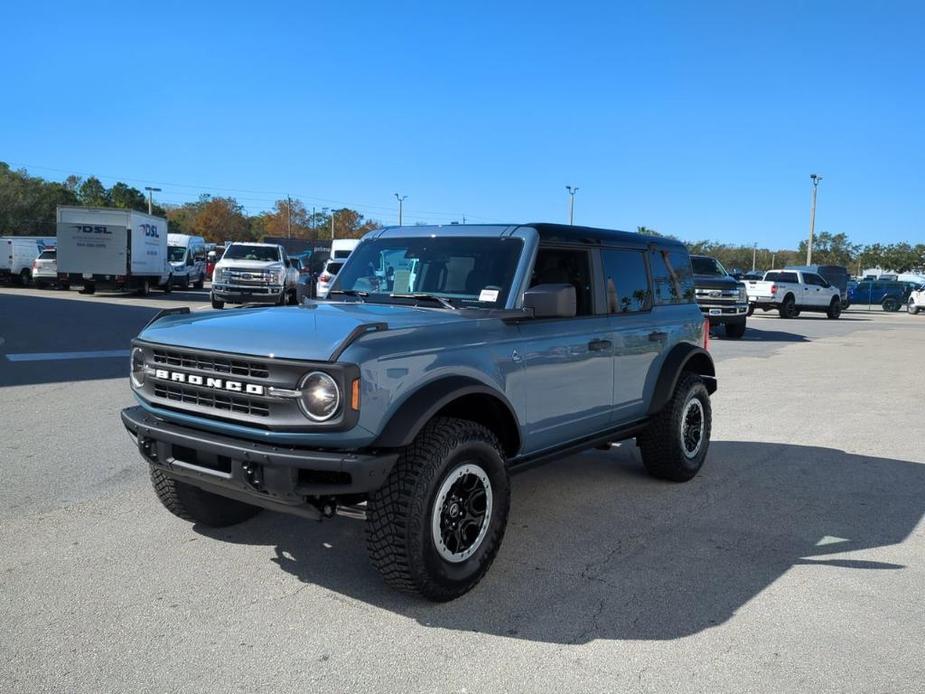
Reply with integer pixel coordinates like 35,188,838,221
122,224,716,600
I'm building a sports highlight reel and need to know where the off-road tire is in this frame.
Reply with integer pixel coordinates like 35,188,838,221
211,295,224,310
637,373,712,482
366,417,511,601
826,297,842,319
778,295,797,319
724,321,746,339
149,465,261,526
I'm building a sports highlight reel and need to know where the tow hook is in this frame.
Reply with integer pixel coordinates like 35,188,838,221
309,497,337,519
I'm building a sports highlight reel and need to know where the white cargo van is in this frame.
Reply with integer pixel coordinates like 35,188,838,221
1,237,46,285
167,233,208,288
56,206,171,295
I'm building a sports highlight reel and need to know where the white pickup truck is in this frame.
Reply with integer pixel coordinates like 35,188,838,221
744,269,842,319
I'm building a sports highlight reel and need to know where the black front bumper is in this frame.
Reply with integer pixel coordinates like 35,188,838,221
121,406,398,517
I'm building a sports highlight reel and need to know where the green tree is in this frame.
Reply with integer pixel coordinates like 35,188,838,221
77,176,110,206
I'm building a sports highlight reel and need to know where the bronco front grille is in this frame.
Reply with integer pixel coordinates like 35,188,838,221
153,382,270,417
152,348,270,379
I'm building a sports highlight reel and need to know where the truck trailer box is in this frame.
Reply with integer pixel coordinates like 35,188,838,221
56,207,169,292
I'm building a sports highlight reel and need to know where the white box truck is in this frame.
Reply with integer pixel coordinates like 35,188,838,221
56,206,171,295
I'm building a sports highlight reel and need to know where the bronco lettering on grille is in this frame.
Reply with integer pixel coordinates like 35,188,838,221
153,369,265,395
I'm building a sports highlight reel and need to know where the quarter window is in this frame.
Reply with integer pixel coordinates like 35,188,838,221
650,249,695,305
601,250,651,313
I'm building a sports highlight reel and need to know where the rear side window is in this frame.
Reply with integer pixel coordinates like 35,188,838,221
601,250,651,313
650,249,695,305
780,272,799,283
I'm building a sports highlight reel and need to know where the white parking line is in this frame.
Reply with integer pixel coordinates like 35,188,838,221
4,350,130,362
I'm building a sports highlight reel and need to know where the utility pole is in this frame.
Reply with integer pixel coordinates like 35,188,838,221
394,193,407,226
566,186,578,225
287,195,292,239
311,206,316,242
807,174,822,265
144,187,161,215
752,243,757,271
331,210,335,240
771,251,776,269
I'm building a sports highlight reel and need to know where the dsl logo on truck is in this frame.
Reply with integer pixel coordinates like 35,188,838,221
152,369,265,395
72,225,111,234
139,224,160,238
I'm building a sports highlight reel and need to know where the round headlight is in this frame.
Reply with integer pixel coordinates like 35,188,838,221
299,371,340,421
130,347,145,388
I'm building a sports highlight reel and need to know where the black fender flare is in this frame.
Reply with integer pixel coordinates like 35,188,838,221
371,375,522,453
647,344,717,416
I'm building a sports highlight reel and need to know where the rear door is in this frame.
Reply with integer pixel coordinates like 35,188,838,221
601,247,662,421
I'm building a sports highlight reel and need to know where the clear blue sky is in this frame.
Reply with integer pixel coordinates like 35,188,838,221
2,1,923,248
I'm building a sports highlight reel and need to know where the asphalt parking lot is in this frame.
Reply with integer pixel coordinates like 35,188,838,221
2,286,924,693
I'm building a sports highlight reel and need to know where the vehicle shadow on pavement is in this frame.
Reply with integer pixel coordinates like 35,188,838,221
195,441,925,643
727,328,808,342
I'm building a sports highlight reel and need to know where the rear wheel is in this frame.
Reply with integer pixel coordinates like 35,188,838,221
637,373,712,482
149,466,261,526
778,295,797,318
137,279,151,297
826,297,842,319
366,417,510,601
882,297,899,312
18,269,30,286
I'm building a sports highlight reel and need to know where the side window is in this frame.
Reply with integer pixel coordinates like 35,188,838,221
650,249,695,305
530,247,594,316
780,272,799,283
601,249,650,313
804,273,821,286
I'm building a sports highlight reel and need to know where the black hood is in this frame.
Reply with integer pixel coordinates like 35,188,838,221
693,274,741,290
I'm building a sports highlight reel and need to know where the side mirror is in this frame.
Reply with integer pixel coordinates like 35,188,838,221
523,283,576,318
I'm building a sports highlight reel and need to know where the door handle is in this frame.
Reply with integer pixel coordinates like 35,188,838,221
649,331,668,342
588,339,612,352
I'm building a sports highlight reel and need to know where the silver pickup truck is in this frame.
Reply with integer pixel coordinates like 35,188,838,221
744,269,842,319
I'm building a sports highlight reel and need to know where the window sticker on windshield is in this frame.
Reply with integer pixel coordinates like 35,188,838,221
479,288,499,303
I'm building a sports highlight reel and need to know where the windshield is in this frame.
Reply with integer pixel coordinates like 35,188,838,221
223,245,280,262
691,256,726,276
167,246,186,262
325,261,344,275
333,236,523,306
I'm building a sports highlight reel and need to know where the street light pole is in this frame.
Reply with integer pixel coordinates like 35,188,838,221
331,210,335,240
565,186,578,225
752,243,757,271
144,186,161,215
394,193,407,226
287,195,292,239
807,174,822,265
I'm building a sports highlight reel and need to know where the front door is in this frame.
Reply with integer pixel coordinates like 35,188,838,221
516,246,614,454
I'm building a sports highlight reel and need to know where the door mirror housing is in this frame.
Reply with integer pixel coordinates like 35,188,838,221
523,284,577,318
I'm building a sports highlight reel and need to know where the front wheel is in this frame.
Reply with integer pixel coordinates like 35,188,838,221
211,294,224,310
909,300,920,315
724,321,746,339
637,373,712,482
882,297,899,312
746,304,755,317
149,466,261,526
826,298,842,319
366,417,511,601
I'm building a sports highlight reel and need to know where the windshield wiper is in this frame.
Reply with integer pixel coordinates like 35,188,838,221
328,290,368,302
390,293,458,310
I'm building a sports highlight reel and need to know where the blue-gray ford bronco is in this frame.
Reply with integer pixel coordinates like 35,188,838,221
122,223,716,601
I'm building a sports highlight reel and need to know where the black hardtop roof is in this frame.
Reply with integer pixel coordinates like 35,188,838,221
373,222,687,250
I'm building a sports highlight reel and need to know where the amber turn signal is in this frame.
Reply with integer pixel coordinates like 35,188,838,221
351,378,360,411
